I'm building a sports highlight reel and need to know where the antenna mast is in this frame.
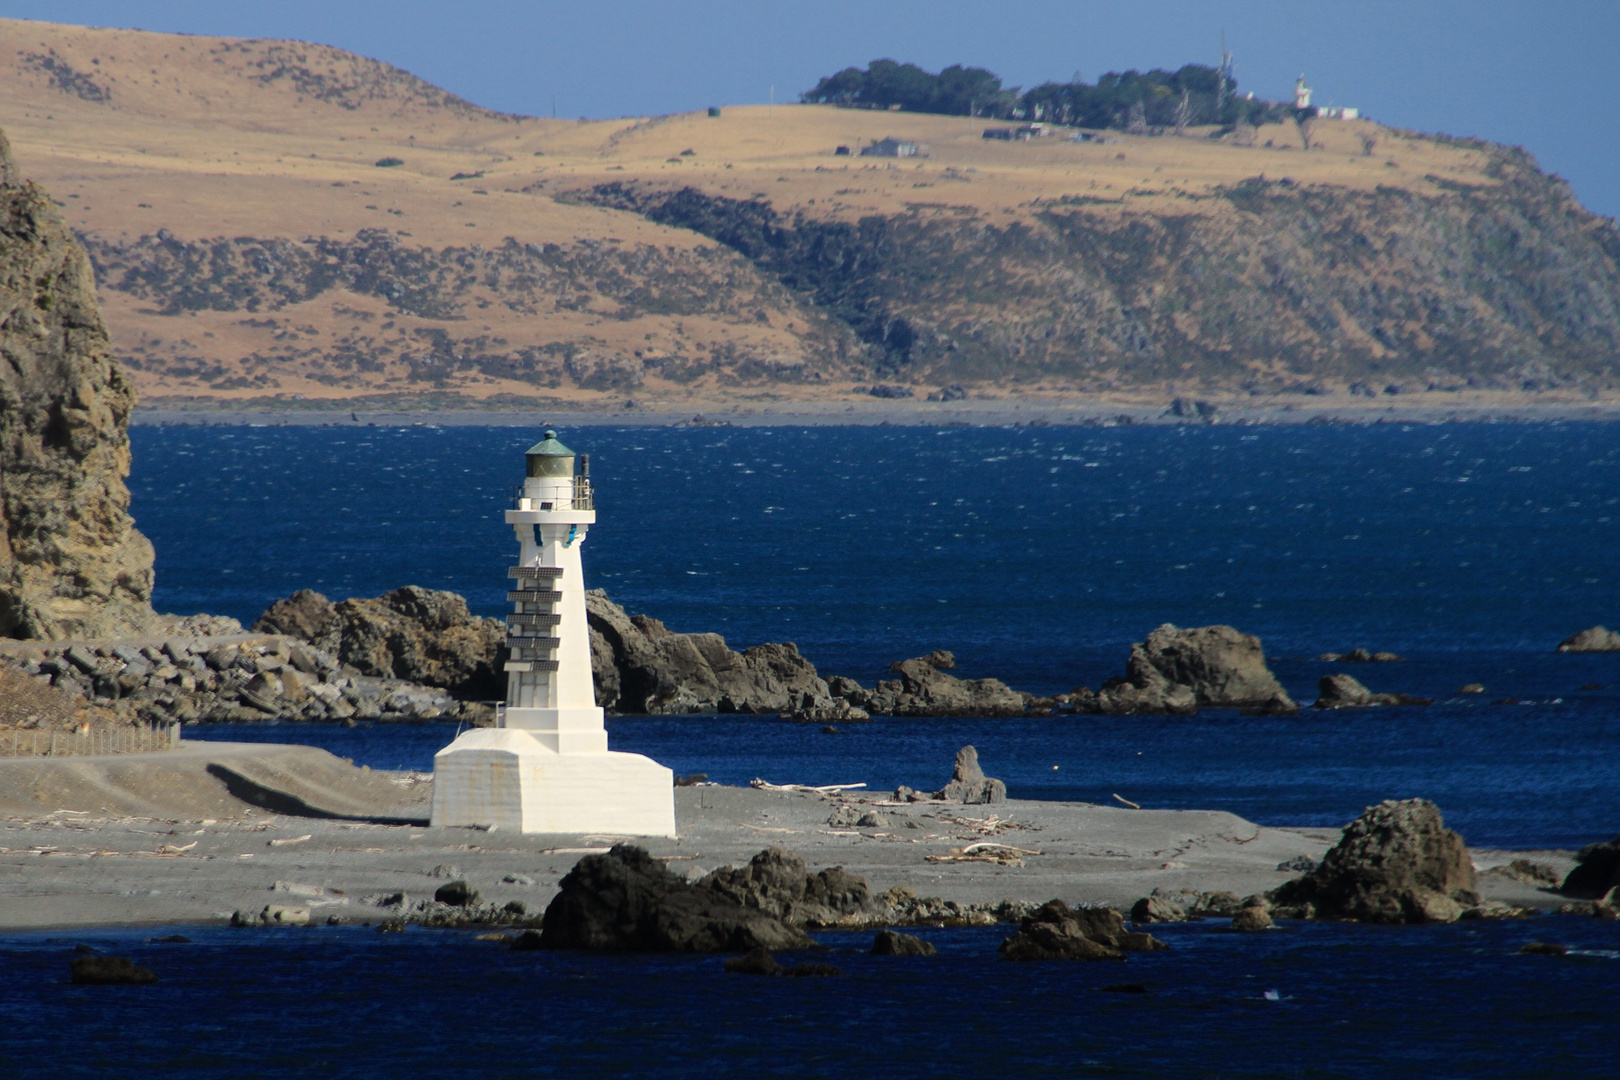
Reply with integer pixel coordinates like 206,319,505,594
1217,29,1233,117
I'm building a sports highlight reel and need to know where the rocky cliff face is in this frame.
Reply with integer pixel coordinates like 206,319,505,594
585,147,1620,392
0,127,155,639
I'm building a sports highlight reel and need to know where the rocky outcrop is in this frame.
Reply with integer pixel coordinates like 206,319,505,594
586,590,836,715
698,848,873,928
253,587,504,697
895,745,1007,804
538,844,815,952
0,127,156,640
1129,895,1187,923
1269,798,1479,923
999,900,1168,961
1312,673,1433,709
1073,624,1296,716
836,651,1030,717
1557,627,1620,653
1560,835,1620,899
871,930,936,956
3,633,474,725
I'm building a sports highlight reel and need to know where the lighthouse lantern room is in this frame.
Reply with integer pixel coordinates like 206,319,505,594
430,431,675,835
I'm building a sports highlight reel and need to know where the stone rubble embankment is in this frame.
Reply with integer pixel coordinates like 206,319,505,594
1,631,472,726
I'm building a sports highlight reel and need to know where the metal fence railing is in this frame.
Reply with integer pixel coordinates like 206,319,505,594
0,722,181,758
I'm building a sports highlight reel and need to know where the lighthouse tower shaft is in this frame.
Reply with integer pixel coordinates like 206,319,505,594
502,473,604,753
430,432,675,836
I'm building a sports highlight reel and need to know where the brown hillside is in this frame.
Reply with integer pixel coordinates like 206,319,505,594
3,18,1616,408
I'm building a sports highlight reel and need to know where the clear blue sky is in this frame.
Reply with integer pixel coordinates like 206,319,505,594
7,1,1618,217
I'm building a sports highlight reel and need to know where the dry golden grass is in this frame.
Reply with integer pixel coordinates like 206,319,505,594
1,18,1508,409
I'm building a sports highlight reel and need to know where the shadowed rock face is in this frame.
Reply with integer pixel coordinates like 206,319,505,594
1269,798,1479,923
0,127,156,640
586,590,833,714
1561,835,1620,899
538,844,816,953
1074,624,1295,715
253,586,504,697
999,900,1168,961
851,650,1029,717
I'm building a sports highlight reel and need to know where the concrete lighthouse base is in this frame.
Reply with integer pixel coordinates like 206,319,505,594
430,728,676,836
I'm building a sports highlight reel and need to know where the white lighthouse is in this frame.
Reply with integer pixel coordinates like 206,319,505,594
430,431,675,835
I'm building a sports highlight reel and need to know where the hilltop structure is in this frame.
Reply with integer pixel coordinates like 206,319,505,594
430,432,675,835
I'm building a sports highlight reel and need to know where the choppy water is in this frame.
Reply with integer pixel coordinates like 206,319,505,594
2,919,1615,1079
11,421,1619,1075
139,422,1620,848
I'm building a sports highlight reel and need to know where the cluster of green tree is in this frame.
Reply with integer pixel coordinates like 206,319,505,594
801,60,1288,130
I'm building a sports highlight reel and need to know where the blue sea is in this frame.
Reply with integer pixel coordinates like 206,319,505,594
10,419,1606,1078
138,422,1620,850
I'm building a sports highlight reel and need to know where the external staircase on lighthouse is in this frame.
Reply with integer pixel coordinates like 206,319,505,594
430,431,676,835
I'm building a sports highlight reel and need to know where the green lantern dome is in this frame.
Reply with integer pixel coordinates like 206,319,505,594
526,429,576,478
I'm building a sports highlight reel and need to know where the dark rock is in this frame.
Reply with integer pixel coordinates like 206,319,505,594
510,930,544,951
1269,798,1479,923
148,935,190,944
69,955,157,985
700,847,871,927
539,844,815,952
1129,895,1187,923
929,745,1007,804
1103,983,1150,993
859,651,1029,717
586,591,834,714
1276,855,1318,873
253,586,505,697
1230,906,1274,931
722,947,842,976
1312,673,1433,709
434,880,480,907
723,947,781,975
999,900,1167,961
871,930,937,956
674,773,709,787
1517,941,1568,956
1556,626,1620,653
1560,835,1620,899
1074,624,1295,716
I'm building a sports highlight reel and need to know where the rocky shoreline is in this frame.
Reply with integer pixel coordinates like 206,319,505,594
5,580,1605,735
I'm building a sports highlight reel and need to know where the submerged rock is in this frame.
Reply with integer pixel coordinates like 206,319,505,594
1556,626,1620,653
1312,673,1433,709
999,900,1168,961
1269,798,1479,923
539,844,815,953
871,930,936,956
69,955,158,985
1073,624,1296,716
